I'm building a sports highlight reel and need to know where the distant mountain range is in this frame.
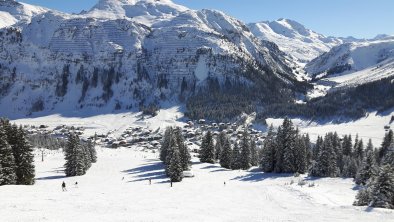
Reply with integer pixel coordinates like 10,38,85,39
0,0,393,121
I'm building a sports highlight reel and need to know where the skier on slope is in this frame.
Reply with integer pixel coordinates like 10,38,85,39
62,181,67,191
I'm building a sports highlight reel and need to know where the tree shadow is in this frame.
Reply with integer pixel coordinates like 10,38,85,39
232,172,293,182
36,175,67,180
201,165,221,169
122,160,167,183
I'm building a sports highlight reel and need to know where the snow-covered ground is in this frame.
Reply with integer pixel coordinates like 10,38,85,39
12,106,186,138
1,147,393,222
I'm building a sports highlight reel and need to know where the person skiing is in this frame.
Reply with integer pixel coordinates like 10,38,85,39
75,182,78,188
149,179,152,185
62,181,67,191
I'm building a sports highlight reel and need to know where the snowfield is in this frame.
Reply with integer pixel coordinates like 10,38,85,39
0,147,393,222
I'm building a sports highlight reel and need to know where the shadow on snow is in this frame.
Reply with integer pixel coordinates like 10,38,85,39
122,160,167,182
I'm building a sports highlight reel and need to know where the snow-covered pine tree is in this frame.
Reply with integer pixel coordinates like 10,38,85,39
354,185,373,206
355,139,377,185
304,134,312,167
342,134,353,157
250,139,259,167
231,142,241,170
88,139,97,163
0,126,16,185
14,126,35,185
261,125,276,172
82,143,92,173
0,163,3,184
174,128,191,171
64,133,86,177
311,134,338,177
199,131,215,164
239,129,251,170
342,155,358,178
168,142,183,182
354,138,364,163
165,133,177,175
379,130,393,163
278,118,297,173
313,136,323,161
219,135,232,169
160,127,173,162
370,165,394,209
215,132,226,161
294,135,307,174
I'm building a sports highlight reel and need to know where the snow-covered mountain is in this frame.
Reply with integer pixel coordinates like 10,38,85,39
248,19,343,62
0,0,48,28
305,38,394,83
0,0,300,118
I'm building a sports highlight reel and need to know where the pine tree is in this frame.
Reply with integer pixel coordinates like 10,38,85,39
379,130,393,163
311,134,337,177
356,141,377,185
370,165,394,209
160,127,173,162
219,136,232,169
199,131,215,164
14,126,35,185
294,135,307,174
342,134,353,156
239,129,251,170
0,126,16,185
342,156,358,178
277,118,297,173
168,143,183,182
231,142,241,170
82,143,92,173
175,128,191,171
88,139,97,163
215,132,226,161
312,136,323,162
274,125,284,173
354,138,364,163
64,133,86,177
261,125,276,172
250,139,259,167
0,162,3,185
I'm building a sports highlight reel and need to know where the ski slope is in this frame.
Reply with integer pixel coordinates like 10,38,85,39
0,147,393,221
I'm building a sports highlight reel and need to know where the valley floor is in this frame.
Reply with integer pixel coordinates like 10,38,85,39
0,148,393,222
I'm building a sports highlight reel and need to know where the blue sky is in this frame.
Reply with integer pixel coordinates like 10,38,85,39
20,0,394,38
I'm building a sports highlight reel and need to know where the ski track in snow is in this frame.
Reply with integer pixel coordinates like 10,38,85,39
1,148,393,222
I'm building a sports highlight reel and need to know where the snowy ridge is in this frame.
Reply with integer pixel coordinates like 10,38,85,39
305,38,394,79
248,19,343,62
0,0,48,28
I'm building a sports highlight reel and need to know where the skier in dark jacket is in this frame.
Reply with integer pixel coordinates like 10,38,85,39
62,181,67,191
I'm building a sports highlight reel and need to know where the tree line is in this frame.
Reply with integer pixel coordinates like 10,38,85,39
195,118,394,209
0,119,35,186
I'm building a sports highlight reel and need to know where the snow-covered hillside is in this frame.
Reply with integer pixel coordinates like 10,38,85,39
0,0,48,28
306,38,394,80
1,147,392,222
248,19,342,62
0,0,298,118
